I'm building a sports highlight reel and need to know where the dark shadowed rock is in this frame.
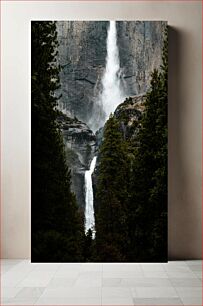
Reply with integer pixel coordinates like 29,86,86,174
57,113,96,209
114,93,146,140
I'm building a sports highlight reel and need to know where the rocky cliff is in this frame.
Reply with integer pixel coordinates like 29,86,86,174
56,21,166,129
56,21,108,126
117,21,166,95
114,93,146,141
56,21,166,209
57,113,96,209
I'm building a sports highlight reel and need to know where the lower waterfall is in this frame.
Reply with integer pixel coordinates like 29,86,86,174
84,156,97,238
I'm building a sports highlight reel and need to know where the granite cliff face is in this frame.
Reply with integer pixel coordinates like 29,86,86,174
117,21,166,95
56,21,108,126
56,21,166,209
57,113,96,209
56,21,166,129
114,93,146,141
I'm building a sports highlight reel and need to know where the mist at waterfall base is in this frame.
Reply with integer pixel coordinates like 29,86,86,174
90,21,126,132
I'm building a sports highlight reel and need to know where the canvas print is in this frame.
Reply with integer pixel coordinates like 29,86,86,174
31,21,168,262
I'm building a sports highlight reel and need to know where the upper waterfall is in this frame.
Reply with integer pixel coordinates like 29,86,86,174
90,21,125,131
101,21,125,120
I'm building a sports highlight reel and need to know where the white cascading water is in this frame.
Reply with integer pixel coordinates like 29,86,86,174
85,21,125,237
84,156,97,238
99,20,125,123
89,21,125,132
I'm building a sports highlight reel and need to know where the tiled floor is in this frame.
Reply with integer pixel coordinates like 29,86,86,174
1,260,202,305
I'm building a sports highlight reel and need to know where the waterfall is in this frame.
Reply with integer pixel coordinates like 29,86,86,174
101,20,125,118
90,21,125,132
84,156,97,238
84,21,124,237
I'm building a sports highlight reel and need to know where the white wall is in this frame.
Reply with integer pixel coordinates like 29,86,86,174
1,1,202,259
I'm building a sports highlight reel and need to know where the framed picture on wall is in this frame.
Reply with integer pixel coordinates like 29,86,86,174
31,20,168,263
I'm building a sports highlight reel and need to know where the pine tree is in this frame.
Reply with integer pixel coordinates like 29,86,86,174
95,116,130,262
129,26,168,261
31,21,84,262
149,26,168,260
83,229,94,262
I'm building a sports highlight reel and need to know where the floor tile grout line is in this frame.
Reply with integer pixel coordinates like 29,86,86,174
1,261,23,276
3,260,37,291
167,275,184,306
1,260,202,306
164,268,199,305
2,260,30,278
33,263,63,305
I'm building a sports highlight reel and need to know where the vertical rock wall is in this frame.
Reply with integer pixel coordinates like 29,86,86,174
56,21,108,125
56,21,166,129
117,21,167,95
